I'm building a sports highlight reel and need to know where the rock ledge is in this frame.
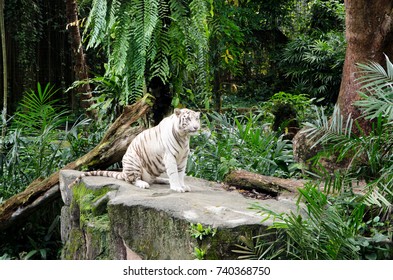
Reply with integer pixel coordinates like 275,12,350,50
59,170,298,260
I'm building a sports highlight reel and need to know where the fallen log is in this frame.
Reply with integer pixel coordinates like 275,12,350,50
224,169,306,196
0,101,150,231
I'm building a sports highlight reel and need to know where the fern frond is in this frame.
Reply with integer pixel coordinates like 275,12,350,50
85,0,108,49
107,0,121,29
111,1,133,75
150,21,171,82
83,0,211,107
168,0,187,20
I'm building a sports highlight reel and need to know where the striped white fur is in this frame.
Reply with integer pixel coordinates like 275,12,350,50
69,108,200,192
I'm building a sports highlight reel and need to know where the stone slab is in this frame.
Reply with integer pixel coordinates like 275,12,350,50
59,170,300,259
60,170,298,228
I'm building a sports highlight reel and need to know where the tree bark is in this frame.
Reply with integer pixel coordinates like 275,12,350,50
0,100,150,231
337,0,393,133
149,76,172,125
0,0,7,142
65,0,95,117
224,169,306,195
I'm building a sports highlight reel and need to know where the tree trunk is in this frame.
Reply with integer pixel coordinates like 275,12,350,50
224,169,305,195
337,0,393,133
0,0,7,141
0,100,150,231
0,0,7,178
65,0,95,117
149,76,172,125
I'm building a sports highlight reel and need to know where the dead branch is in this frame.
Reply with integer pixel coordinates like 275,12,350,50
0,101,150,231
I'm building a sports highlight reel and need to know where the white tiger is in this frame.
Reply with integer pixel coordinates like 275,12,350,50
69,108,200,192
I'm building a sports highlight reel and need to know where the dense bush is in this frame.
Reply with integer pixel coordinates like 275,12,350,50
280,31,346,103
0,83,99,200
0,83,106,259
235,57,393,260
188,109,301,182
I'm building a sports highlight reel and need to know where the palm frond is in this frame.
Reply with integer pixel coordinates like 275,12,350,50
302,105,353,149
356,54,393,91
355,55,393,122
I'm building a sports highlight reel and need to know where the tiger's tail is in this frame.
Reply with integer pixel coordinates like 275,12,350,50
68,170,124,189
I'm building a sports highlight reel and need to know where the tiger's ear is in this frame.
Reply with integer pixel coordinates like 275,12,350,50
196,112,201,118
174,108,182,116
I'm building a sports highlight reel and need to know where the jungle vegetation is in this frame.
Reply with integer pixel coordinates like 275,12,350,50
0,0,392,260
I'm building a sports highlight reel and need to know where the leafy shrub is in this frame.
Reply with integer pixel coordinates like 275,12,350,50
188,110,300,181
280,31,346,103
235,56,393,260
309,0,345,33
303,56,393,195
0,83,95,200
235,183,392,260
0,83,107,260
261,92,316,135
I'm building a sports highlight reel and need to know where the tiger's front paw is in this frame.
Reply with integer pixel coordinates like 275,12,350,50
170,185,189,193
135,180,150,189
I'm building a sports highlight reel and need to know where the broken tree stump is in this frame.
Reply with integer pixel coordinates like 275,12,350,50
0,100,150,231
224,169,306,196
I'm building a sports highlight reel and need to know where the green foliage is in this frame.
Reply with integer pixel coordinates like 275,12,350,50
189,223,217,260
236,56,393,260
309,0,345,33
275,0,345,104
280,31,346,103
13,83,65,133
236,184,391,260
68,70,125,124
5,0,43,87
0,253,11,260
189,223,217,240
262,92,315,133
0,211,62,260
72,184,111,232
0,83,94,200
265,92,314,121
193,246,207,260
302,57,393,189
21,216,60,260
209,0,296,105
188,110,300,181
284,0,344,36
83,0,211,109
355,55,393,122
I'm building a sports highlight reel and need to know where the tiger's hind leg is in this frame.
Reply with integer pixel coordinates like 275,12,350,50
135,179,150,189
124,175,150,189
123,165,150,189
122,172,149,189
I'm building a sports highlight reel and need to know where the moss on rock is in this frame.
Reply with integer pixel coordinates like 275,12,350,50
61,183,112,259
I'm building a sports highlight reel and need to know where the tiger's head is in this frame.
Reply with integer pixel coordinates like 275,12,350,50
174,108,201,136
